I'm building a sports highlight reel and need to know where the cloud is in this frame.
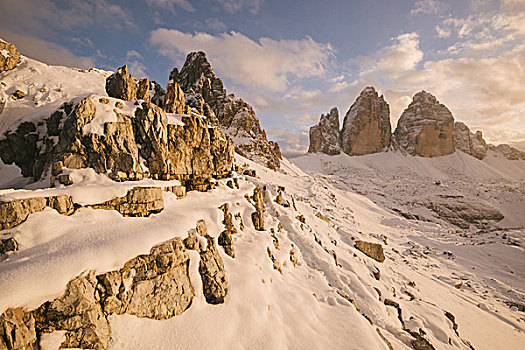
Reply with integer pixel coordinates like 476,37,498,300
435,25,451,38
409,0,444,16
149,29,334,91
146,0,195,13
359,33,423,81
216,0,263,14
0,0,135,34
125,50,147,77
205,18,227,32
267,127,310,158
0,31,95,69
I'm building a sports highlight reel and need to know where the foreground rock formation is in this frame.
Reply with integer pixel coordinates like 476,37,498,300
0,40,21,73
394,91,455,157
0,220,228,349
308,107,341,155
172,51,282,169
340,87,391,156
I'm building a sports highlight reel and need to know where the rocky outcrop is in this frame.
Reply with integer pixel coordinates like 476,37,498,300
136,78,150,103
308,107,341,155
428,199,504,229
0,40,21,72
218,203,236,258
0,238,17,256
251,187,265,231
452,122,487,160
90,187,164,217
105,65,137,101
489,144,525,161
0,195,74,230
35,271,110,349
199,235,229,304
164,81,186,114
0,92,234,186
0,308,37,350
174,51,281,169
98,237,194,319
354,241,385,262
394,91,454,157
341,87,391,156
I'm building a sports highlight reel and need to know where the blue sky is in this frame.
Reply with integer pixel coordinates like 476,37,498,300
1,0,524,155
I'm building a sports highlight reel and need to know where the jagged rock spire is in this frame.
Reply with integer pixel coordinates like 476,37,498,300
308,107,341,155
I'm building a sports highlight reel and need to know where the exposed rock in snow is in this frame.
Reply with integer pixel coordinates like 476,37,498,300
394,91,455,157
341,87,391,156
0,307,37,350
308,107,341,155
163,81,186,114
199,234,228,304
0,41,21,73
428,198,504,229
251,186,265,231
0,237,18,256
452,122,488,160
174,51,282,169
105,65,137,101
354,240,385,262
218,203,236,258
90,187,164,217
0,195,74,230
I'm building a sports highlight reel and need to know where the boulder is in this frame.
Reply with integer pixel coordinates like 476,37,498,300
354,241,385,262
175,51,281,169
0,40,21,72
341,87,391,156
90,187,164,217
308,107,341,155
218,203,236,257
0,308,37,350
199,235,228,304
34,271,110,350
251,187,265,231
394,91,454,157
105,65,137,101
452,122,487,160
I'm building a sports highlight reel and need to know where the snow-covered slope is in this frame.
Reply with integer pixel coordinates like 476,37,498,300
0,56,109,133
1,154,524,349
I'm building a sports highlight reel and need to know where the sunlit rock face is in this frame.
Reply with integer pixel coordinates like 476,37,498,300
173,51,282,169
308,107,341,155
394,91,455,157
340,87,392,156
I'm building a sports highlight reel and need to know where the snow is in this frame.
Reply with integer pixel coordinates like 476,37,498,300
166,113,185,126
0,49,9,59
83,95,137,135
0,56,110,134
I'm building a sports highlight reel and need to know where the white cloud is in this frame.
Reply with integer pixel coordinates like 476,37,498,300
149,29,334,91
146,0,195,13
409,0,444,16
435,25,451,38
0,30,95,69
360,33,423,81
216,0,263,14
125,50,147,77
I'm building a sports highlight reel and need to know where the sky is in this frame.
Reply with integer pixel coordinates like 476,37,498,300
1,0,524,156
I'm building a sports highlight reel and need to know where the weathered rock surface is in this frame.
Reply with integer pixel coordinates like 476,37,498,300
0,307,37,350
0,93,234,186
218,203,236,257
354,241,385,262
136,78,150,102
0,237,18,256
452,122,488,160
489,144,525,161
98,237,194,319
199,235,228,304
0,195,74,230
428,199,504,229
341,87,391,156
0,40,21,72
308,107,341,155
90,187,164,217
164,81,186,114
394,91,454,157
174,51,281,169
105,65,137,101
251,187,265,231
34,271,110,350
